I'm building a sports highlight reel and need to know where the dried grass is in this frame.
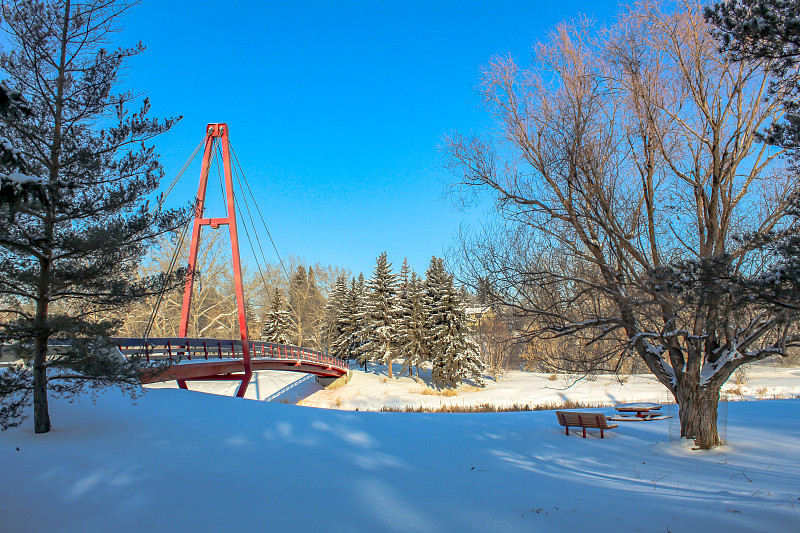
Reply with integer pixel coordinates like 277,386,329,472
377,399,610,413
418,387,458,397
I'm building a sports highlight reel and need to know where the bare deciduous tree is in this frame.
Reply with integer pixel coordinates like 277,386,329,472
446,0,798,448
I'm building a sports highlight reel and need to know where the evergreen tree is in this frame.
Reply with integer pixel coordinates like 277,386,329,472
425,257,485,388
0,81,37,209
287,265,307,345
321,274,348,353
398,257,411,299
396,258,412,375
0,0,185,433
261,289,291,345
706,1,800,153
332,278,362,362
399,271,427,378
353,272,373,370
358,252,400,377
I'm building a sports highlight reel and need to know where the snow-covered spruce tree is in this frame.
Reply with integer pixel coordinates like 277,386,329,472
445,1,795,448
332,277,363,362
425,257,484,388
352,272,374,370
398,257,411,298
321,274,348,353
0,0,186,433
358,252,401,377
261,289,291,345
398,271,428,378
395,258,412,375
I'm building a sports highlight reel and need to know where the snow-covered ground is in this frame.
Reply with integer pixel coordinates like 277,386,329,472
150,361,800,412
1,364,799,532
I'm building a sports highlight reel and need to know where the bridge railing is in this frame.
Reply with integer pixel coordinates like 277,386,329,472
248,340,348,371
113,337,349,372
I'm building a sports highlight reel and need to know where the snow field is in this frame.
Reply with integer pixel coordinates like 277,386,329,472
1,381,798,532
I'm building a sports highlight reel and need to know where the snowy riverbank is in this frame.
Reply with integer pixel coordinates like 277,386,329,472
148,361,800,411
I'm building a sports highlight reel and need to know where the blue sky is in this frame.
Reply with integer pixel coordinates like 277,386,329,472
117,0,623,279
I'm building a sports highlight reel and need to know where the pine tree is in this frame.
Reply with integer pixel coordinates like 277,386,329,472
332,278,362,362
261,289,291,345
398,257,411,299
438,280,485,388
396,258,412,376
0,82,37,209
353,272,373,370
358,252,400,377
399,271,427,378
425,257,485,388
0,0,185,433
706,1,800,153
321,274,348,353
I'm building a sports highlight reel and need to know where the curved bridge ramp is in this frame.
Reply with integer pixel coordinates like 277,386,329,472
114,337,349,385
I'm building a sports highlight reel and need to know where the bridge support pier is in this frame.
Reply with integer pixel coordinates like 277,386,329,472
316,371,352,389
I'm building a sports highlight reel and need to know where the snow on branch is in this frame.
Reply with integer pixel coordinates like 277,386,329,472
701,344,744,386
629,332,677,387
0,172,43,186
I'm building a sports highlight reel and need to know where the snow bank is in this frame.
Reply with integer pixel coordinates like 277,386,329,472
148,362,800,412
297,363,800,411
0,385,798,532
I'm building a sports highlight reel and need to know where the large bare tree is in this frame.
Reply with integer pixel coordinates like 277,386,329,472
446,0,798,448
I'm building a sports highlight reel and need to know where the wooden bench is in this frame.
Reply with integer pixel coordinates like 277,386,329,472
556,411,618,438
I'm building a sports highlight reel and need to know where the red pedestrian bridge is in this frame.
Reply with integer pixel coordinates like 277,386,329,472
114,337,349,389
131,123,353,397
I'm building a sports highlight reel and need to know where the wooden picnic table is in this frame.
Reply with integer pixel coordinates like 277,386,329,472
614,402,662,418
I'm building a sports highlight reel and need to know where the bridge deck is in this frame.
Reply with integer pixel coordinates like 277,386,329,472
114,337,349,383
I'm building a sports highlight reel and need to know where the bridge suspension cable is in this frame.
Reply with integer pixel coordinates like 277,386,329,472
144,131,293,343
143,135,207,342
158,136,207,209
230,142,292,284
220,142,283,300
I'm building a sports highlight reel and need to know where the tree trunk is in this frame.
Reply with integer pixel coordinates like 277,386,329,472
31,0,71,436
32,339,51,434
33,257,52,434
676,380,721,449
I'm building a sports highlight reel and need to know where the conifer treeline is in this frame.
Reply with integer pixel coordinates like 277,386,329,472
262,253,485,388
